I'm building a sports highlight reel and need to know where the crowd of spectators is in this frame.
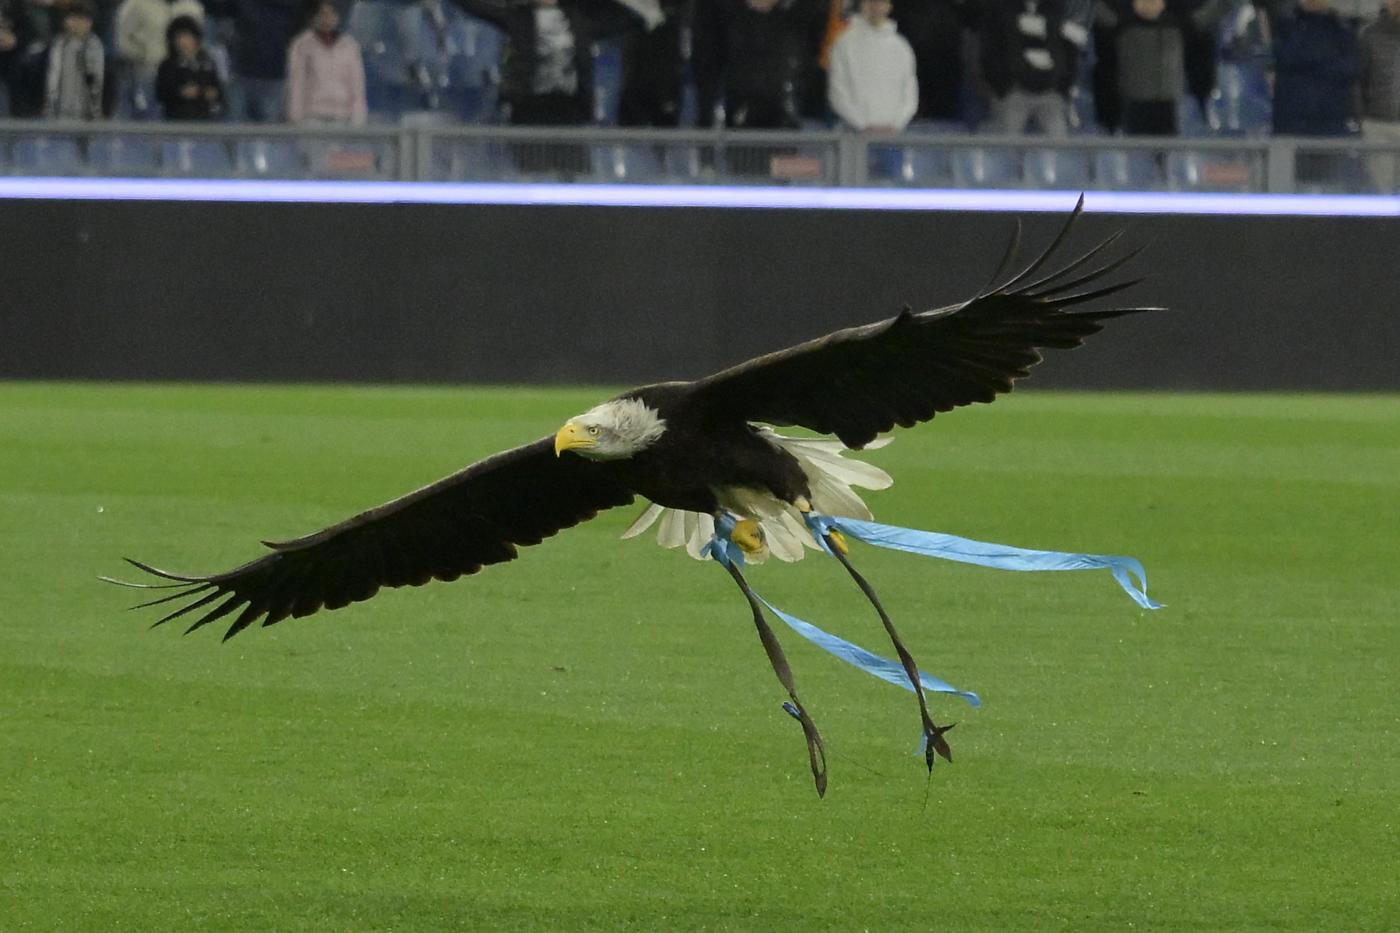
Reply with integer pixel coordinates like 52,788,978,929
0,0,1396,167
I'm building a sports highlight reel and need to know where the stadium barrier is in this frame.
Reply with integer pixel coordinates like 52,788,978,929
3,196,1397,390
0,119,1396,194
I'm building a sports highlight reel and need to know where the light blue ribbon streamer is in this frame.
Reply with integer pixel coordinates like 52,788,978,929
702,514,982,709
804,514,1163,610
755,589,982,707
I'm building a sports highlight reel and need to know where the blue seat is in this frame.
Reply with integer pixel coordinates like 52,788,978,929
366,83,414,122
662,145,703,181
1023,148,1091,189
350,1,398,78
592,39,623,125
88,136,160,175
1208,63,1272,137
594,144,665,183
12,136,83,175
1176,96,1210,139
1093,149,1161,190
883,145,952,186
952,147,1019,187
352,0,411,123
237,139,303,177
456,85,494,124
161,139,234,176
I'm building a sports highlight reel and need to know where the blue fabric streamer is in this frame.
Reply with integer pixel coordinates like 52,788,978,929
709,511,1159,759
804,513,1163,610
702,514,982,709
756,589,982,707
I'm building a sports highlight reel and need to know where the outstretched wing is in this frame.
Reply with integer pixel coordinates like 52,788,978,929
687,197,1160,449
108,437,635,640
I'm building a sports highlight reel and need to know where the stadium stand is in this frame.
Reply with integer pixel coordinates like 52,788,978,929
1,0,1396,192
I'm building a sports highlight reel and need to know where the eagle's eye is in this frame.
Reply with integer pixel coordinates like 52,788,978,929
588,425,600,436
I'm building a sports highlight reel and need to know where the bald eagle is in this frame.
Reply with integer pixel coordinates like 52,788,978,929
109,199,1158,793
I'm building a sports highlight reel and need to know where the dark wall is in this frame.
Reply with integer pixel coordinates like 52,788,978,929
2,199,1396,390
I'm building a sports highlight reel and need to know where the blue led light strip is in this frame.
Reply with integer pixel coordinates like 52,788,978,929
0,177,1397,216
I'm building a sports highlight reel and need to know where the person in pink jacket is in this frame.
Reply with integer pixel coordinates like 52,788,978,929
285,0,367,125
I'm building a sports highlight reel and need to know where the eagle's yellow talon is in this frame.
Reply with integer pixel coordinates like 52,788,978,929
732,519,765,555
827,530,849,555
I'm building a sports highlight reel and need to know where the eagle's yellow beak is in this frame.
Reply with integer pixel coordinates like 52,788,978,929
554,422,596,457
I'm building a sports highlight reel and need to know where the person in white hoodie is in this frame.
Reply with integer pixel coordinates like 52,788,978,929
826,0,918,132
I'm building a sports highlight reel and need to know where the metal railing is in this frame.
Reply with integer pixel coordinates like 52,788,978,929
1,118,1396,194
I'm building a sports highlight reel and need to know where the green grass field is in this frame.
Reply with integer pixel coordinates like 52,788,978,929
2,383,1396,930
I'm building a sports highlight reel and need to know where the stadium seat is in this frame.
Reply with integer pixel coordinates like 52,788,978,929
366,83,415,123
886,145,952,187
1093,149,1161,190
87,136,160,175
662,145,703,181
594,144,665,183
434,135,520,181
1024,148,1091,189
12,136,84,175
592,39,624,125
161,138,234,176
457,85,494,124
952,147,1019,187
1208,63,1272,137
351,0,412,123
237,139,304,178
1173,97,1208,139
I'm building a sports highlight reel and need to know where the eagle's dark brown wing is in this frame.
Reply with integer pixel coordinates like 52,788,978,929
108,437,635,640
686,198,1160,449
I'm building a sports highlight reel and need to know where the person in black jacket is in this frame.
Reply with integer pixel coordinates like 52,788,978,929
155,14,223,119
0,0,46,117
978,0,1085,135
1271,0,1360,136
228,0,303,121
1092,0,1223,135
894,0,973,124
692,0,824,129
454,0,640,126
618,0,683,126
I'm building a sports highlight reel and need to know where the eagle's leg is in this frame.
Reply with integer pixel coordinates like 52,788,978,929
730,518,765,555
715,531,828,797
795,499,955,769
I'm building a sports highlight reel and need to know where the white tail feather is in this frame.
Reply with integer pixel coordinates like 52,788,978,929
621,502,665,539
621,429,893,562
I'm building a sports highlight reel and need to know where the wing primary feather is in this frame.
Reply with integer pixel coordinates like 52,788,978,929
100,576,195,590
1026,242,1147,299
260,560,310,629
184,593,247,635
151,589,224,628
128,583,216,610
1040,278,1144,308
975,217,1023,298
223,598,272,642
996,192,1086,292
685,199,1156,452
121,557,209,583
1017,229,1126,295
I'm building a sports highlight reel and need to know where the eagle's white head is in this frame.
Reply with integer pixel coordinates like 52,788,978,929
554,397,667,461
